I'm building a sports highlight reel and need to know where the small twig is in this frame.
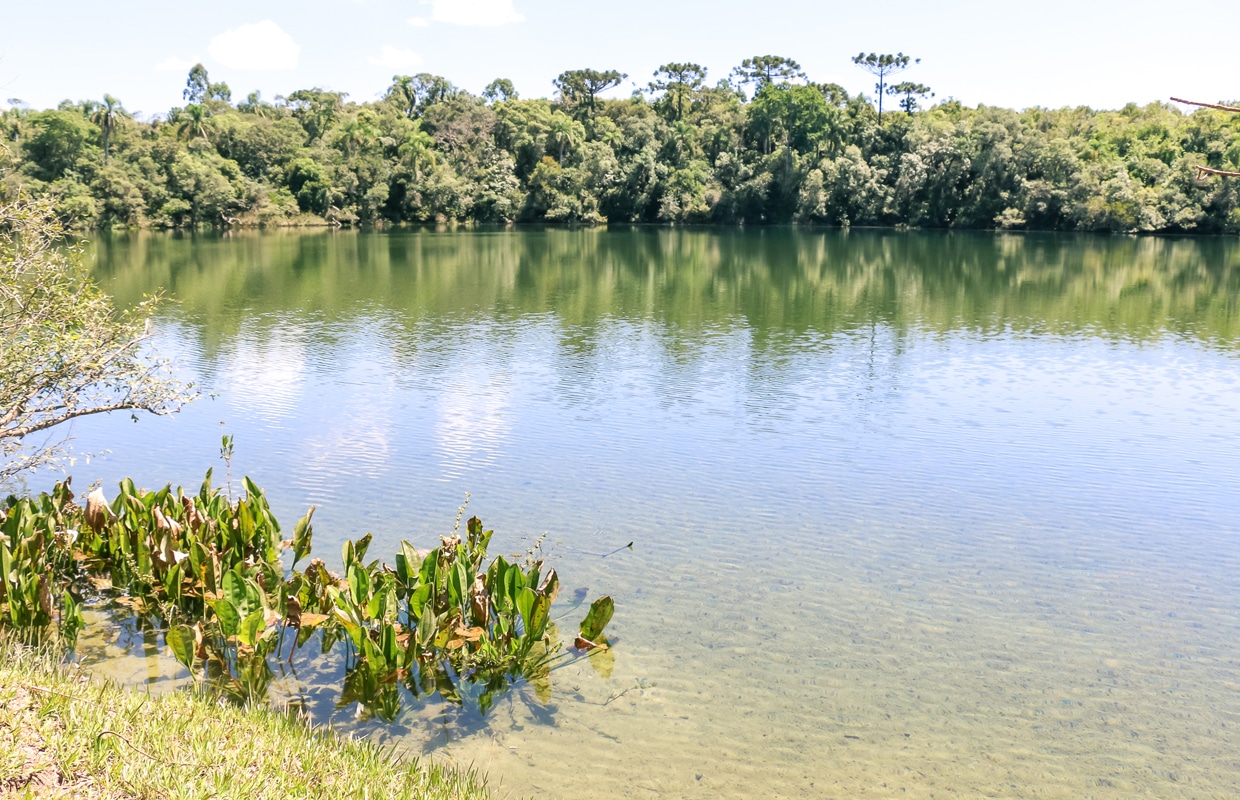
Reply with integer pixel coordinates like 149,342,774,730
602,684,640,706
1171,97,1240,113
25,684,90,703
95,729,204,768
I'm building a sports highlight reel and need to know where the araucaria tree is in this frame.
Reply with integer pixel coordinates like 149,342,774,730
649,63,708,121
730,55,806,96
0,191,195,481
852,52,919,121
553,69,627,119
888,81,933,115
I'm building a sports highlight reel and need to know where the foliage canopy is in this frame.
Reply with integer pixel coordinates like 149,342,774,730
5,60,1240,233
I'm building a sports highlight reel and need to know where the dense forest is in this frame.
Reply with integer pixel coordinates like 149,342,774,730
3,55,1240,233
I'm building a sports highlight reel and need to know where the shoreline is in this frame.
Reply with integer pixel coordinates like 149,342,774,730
0,642,494,800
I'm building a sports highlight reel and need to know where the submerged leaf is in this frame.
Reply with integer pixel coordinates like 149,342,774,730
586,634,614,679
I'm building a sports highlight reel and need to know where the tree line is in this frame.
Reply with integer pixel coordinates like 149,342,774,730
2,54,1239,233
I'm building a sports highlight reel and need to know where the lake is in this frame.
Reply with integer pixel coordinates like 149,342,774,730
58,228,1240,798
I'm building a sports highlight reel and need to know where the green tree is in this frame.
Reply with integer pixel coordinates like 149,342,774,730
730,55,806,95
386,74,456,119
0,192,193,480
888,82,933,114
852,52,919,121
175,103,212,142
398,124,437,181
335,112,380,157
286,158,332,214
238,90,276,117
22,111,97,181
553,69,627,118
747,82,834,156
483,79,519,103
548,111,585,163
184,64,210,104
648,63,707,121
287,88,346,143
88,94,127,164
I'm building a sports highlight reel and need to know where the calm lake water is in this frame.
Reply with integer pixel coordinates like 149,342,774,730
56,228,1240,798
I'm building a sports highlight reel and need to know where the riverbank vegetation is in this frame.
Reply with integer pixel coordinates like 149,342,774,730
3,57,1239,233
0,463,613,719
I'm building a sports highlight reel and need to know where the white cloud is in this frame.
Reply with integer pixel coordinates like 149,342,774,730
155,57,199,73
369,45,423,70
207,20,300,71
407,17,430,26
427,0,524,26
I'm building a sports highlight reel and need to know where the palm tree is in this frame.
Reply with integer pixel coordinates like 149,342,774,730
548,112,584,164
89,95,127,164
336,113,380,158
2,100,29,143
176,103,211,143
387,76,418,119
398,126,436,181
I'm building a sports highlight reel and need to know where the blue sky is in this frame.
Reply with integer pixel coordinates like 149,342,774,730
2,0,1237,118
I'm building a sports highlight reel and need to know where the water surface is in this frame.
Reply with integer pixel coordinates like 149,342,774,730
60,228,1240,798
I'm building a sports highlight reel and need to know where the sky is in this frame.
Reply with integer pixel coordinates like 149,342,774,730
1,0,1237,118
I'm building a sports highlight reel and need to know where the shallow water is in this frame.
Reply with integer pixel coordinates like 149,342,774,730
52,228,1240,797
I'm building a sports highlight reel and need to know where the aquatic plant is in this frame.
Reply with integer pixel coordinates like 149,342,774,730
0,463,615,719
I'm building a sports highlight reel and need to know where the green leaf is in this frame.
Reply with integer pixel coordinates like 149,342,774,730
223,569,248,614
211,598,241,637
537,567,560,605
238,607,265,647
395,540,421,588
516,586,536,634
167,625,195,670
504,563,521,610
524,561,542,590
164,563,182,603
348,564,370,608
409,583,433,619
292,506,315,565
529,593,552,639
418,609,437,648
354,533,373,565
418,548,440,587
448,561,469,610
580,596,614,641
380,623,399,667
243,476,263,505
236,501,256,545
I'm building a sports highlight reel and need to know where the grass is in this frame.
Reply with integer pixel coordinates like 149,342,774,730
0,641,493,800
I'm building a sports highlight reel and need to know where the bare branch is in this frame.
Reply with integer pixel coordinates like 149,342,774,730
1170,97,1240,114
7,398,189,439
1193,165,1240,179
